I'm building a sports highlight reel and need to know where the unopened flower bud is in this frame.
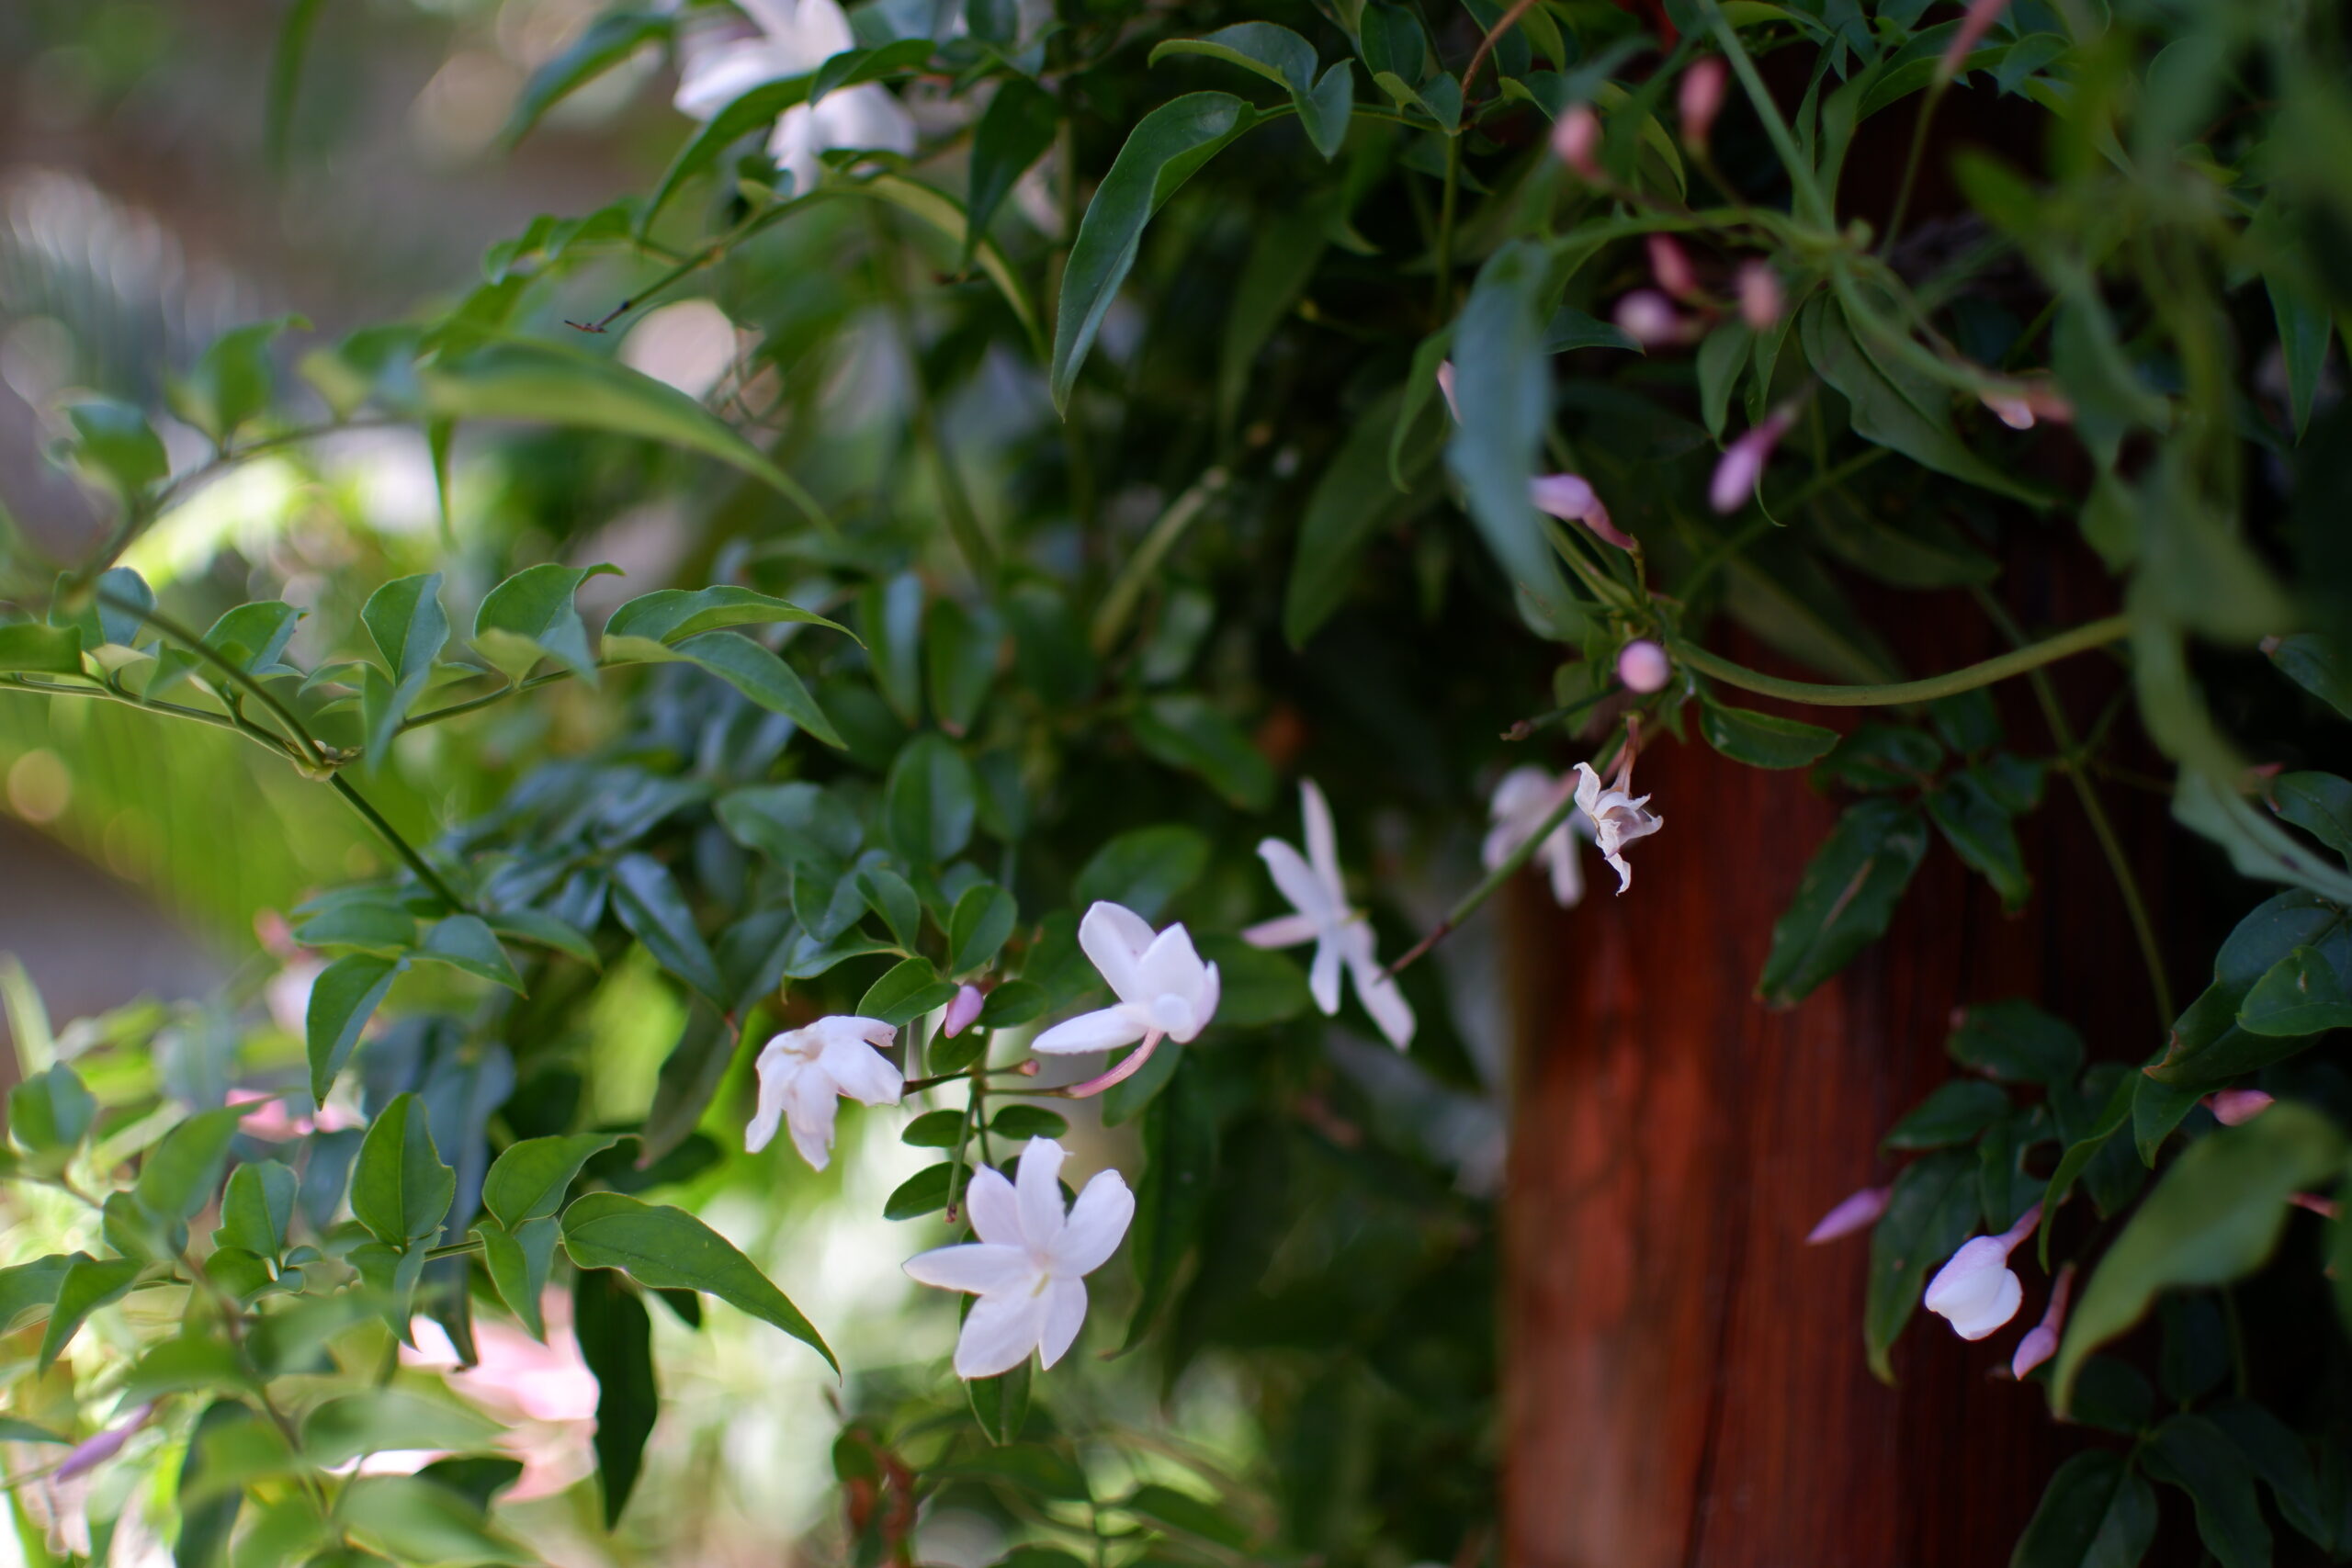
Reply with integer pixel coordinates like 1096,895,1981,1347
1436,359,1459,423
1614,289,1686,348
2292,1192,2340,1221
1551,106,1602,180
1529,473,1635,549
1617,640,1671,694
2009,1264,2074,1379
1709,406,1796,514
2206,1089,2274,1126
943,984,985,1038
1805,1185,1889,1244
1646,234,1698,299
1679,57,1726,152
1736,260,1783,331
1924,1202,2041,1341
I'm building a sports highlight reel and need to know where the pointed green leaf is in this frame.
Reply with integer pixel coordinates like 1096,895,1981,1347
360,573,450,766
559,1191,834,1370
472,561,620,684
966,77,1058,265
351,1092,457,1246
475,1215,561,1339
414,915,524,992
40,1253,146,1369
611,853,728,1007
1757,798,1930,1007
1699,702,1839,769
308,953,404,1104
483,1134,627,1231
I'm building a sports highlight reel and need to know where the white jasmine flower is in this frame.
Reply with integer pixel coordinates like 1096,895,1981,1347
673,0,916,198
1241,780,1415,1050
1572,755,1664,894
1482,767,1591,908
903,1137,1134,1379
745,1015,903,1169
1031,903,1218,1098
1923,1202,2041,1341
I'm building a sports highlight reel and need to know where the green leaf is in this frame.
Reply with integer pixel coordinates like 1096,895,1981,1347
1128,694,1275,811
1074,826,1210,921
119,1335,250,1403
62,397,167,497
351,1093,457,1246
886,734,978,864
308,953,404,1104
1797,298,2042,503
949,883,1017,976
645,73,815,226
989,1105,1068,1140
611,852,728,1008
1814,723,1944,791
2053,1102,2346,1413
924,599,999,738
301,1393,503,1469
902,1111,966,1148
474,1216,561,1339
1151,25,1351,158
808,37,931,104
2236,933,2352,1036
501,8,671,147
1699,702,1839,769
1863,1150,1979,1383
1120,1055,1215,1353
1051,93,1256,411
214,1161,297,1258
175,1400,250,1566
482,1134,625,1231
859,957,957,1026
485,908,600,970
1757,798,1930,1008
2271,771,2352,860
717,782,864,865
856,573,924,725
644,1003,733,1165
1124,1483,1251,1551
1948,999,2084,1085
2154,891,2344,1087
358,572,449,765
967,1357,1031,1445
0,621,85,675
1286,383,1442,648
560,1192,834,1369
1193,934,1310,1026
293,899,415,954
1883,1079,2008,1150
2143,1416,2270,1568
420,337,825,520
137,1104,255,1224
1447,240,1578,638
0,1256,70,1335
1218,200,1330,436
1926,772,2031,910
414,915,523,992
171,318,304,445
338,1475,531,1566
603,585,849,649
856,864,920,952
884,1162,956,1220
8,1065,95,1154
2007,1451,2158,1568
40,1253,146,1369
472,561,621,685
965,77,1058,267
2266,633,2351,720
978,980,1046,1028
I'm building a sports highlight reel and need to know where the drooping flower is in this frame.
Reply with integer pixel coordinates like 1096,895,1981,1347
746,1015,903,1169
1531,472,1636,549
674,0,917,199
1242,780,1415,1050
1646,234,1699,300
1805,1185,1890,1244
1614,289,1690,348
1709,406,1797,514
1923,1201,2041,1340
2206,1089,2274,1126
1617,639,1672,694
944,984,986,1038
1678,57,1726,152
1736,261,1784,331
2009,1263,2074,1379
1031,902,1219,1095
1551,106,1602,179
1572,755,1664,894
1483,767,1590,908
903,1136,1135,1379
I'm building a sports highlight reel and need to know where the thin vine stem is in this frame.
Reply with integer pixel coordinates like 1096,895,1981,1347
327,773,469,914
96,590,331,767
1667,614,2130,707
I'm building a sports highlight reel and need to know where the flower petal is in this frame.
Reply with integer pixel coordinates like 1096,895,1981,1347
1134,924,1211,1006
1032,1005,1150,1055
1344,931,1416,1050
818,1032,903,1107
1307,932,1343,1017
745,1041,798,1154
1013,1136,1069,1253
782,1069,840,1170
1241,912,1319,949
1079,901,1158,1004
954,1292,1046,1380
903,1242,1038,1296
1257,840,1336,928
1051,1169,1135,1277
1037,1277,1089,1370
1540,832,1584,908
964,1166,1022,1248
1298,779,1343,900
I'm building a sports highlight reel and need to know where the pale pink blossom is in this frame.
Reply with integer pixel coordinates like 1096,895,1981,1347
1710,407,1797,514
2292,1192,2341,1221
2009,1264,2074,1379
1551,106,1602,180
1242,780,1413,1049
1614,289,1689,348
265,958,323,1040
2207,1089,2274,1126
1678,58,1726,152
1031,902,1219,1097
1530,472,1636,550
1617,640,1671,694
1436,359,1459,421
226,1087,356,1139
1736,261,1783,331
1483,768,1591,908
904,1137,1134,1379
944,984,985,1038
746,1016,903,1168
405,1309,598,1500
1646,234,1699,300
1938,0,2011,83
1980,379,2075,430
1805,1185,1890,1243
1572,754,1663,893
1924,1202,2041,1340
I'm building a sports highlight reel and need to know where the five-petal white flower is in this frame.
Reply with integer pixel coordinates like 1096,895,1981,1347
1031,902,1220,1089
1241,780,1415,1049
1572,757,1664,894
745,1015,903,1169
1482,767,1594,908
673,0,917,199
903,1137,1135,1379
1923,1202,2041,1341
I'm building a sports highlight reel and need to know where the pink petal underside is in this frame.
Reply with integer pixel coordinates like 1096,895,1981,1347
1078,901,1157,1002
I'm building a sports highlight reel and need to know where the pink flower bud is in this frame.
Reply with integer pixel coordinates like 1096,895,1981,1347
1613,289,1687,348
1617,640,1671,694
1529,473,1635,549
1805,1185,1890,1244
1709,407,1795,514
1736,261,1783,331
1436,359,1459,423
1551,106,1602,180
2292,1192,2340,1221
56,1406,153,1482
1924,1202,2041,1340
1981,389,2037,430
1646,234,1698,300
943,984,985,1039
1939,0,2012,83
2009,1264,2074,1379
1678,57,1725,152
2206,1089,2274,1126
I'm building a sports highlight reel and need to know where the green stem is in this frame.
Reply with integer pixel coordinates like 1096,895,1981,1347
1702,4,1835,228
1089,468,1229,655
866,206,997,585
401,669,575,731
1882,80,1946,257
0,675,259,742
99,590,330,766
1667,614,2129,707
1432,135,1464,320
328,773,469,913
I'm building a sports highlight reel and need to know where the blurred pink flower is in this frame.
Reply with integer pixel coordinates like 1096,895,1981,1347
1436,359,1459,422
1710,407,1797,514
1805,1185,1889,1244
1737,261,1783,331
2292,1192,2340,1221
2207,1089,2274,1126
1617,640,1672,694
225,1088,356,1140
404,1307,599,1500
1530,473,1635,550
1981,379,2072,431
1924,1202,2041,1340
1483,768,1591,908
1551,106,1601,179
1646,234,1699,299
2009,1264,2074,1379
1678,58,1726,152
1614,289,1690,348
265,958,324,1040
